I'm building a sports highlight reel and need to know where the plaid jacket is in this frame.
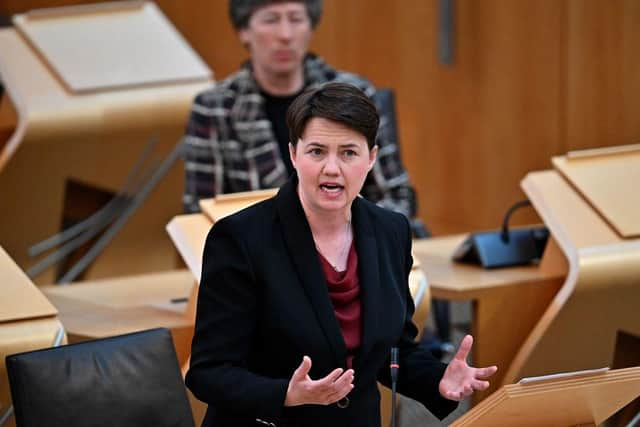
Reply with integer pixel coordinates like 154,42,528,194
182,55,416,217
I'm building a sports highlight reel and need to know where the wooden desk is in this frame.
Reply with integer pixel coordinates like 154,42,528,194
1,246,63,425
412,236,566,402
40,270,196,365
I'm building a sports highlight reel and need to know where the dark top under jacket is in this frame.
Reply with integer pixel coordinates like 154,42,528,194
186,175,457,427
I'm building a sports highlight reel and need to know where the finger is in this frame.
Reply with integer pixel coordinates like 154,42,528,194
462,384,474,397
471,379,490,391
320,370,354,402
292,356,312,382
316,368,352,399
315,367,345,388
325,372,355,402
444,390,462,401
475,365,498,379
331,369,354,388
327,382,354,404
454,335,473,362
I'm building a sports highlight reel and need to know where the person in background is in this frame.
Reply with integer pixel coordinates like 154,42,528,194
182,0,417,221
186,82,497,427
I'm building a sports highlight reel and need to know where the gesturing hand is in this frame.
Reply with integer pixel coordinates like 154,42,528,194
439,335,498,401
284,356,354,407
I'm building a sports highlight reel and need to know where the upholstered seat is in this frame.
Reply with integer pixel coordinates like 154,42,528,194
6,328,194,427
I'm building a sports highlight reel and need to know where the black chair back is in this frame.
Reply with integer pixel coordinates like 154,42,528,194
6,328,194,427
372,88,431,238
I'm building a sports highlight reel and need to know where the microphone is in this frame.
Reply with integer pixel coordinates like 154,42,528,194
500,199,532,243
390,347,399,427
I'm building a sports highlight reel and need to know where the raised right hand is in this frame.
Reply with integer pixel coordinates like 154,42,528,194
284,356,354,406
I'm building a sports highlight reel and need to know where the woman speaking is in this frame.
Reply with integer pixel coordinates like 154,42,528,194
186,82,497,427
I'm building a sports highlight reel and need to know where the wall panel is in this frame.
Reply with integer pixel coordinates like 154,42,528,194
566,0,640,150
2,0,639,236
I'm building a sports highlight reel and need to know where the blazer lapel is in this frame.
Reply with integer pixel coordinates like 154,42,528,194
275,177,348,368
351,197,381,365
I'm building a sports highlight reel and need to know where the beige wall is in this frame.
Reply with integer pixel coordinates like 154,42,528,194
3,0,639,234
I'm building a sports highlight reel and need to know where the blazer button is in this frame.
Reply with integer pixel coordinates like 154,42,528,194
337,396,350,408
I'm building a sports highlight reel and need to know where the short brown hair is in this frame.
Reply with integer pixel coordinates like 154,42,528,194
286,82,379,150
229,0,323,30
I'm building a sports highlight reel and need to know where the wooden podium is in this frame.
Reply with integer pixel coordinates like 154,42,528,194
0,246,64,426
504,145,640,384
0,1,213,284
452,367,640,426
412,235,565,403
411,144,639,414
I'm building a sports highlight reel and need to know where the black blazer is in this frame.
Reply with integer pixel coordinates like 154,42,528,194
186,177,456,427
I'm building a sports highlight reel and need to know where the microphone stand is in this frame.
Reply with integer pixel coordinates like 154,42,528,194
390,347,399,427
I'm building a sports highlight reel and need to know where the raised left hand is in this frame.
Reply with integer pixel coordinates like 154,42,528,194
439,335,498,401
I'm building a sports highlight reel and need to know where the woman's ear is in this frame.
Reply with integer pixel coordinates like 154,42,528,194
368,145,378,170
288,142,297,169
238,28,249,45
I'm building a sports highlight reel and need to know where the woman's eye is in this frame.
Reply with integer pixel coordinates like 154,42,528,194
309,148,323,156
260,15,279,24
343,150,357,158
289,14,307,24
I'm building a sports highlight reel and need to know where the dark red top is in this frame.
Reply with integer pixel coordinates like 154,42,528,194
317,242,361,369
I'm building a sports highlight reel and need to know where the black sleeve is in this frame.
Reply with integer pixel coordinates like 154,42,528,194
185,220,289,421
376,216,457,420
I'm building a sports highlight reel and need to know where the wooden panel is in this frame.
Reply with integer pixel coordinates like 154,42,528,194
13,1,211,93
199,188,277,223
553,146,640,238
3,0,640,236
504,170,640,386
452,367,640,426
40,269,193,309
166,214,210,281
412,236,564,299
41,270,195,365
1,316,65,427
0,27,210,284
312,0,567,234
1,246,58,322
412,235,566,401
566,0,640,150
0,90,17,152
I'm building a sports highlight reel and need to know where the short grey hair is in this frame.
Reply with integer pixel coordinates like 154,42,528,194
228,0,323,30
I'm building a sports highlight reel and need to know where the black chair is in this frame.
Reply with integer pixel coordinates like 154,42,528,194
371,88,431,239
372,89,452,356
6,328,194,427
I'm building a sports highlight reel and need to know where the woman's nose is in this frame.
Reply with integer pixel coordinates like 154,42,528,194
322,155,340,175
276,20,294,39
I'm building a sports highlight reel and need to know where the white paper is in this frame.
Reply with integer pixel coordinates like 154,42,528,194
518,367,610,385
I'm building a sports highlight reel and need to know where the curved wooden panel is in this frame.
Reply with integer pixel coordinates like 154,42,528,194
0,24,212,283
503,170,640,384
453,367,640,426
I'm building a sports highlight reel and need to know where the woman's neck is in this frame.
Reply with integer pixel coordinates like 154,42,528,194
252,62,305,96
298,191,351,236
297,188,353,271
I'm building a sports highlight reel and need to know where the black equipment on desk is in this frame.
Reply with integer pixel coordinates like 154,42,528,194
452,200,549,269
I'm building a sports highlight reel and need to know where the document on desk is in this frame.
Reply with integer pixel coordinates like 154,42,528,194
518,367,610,385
